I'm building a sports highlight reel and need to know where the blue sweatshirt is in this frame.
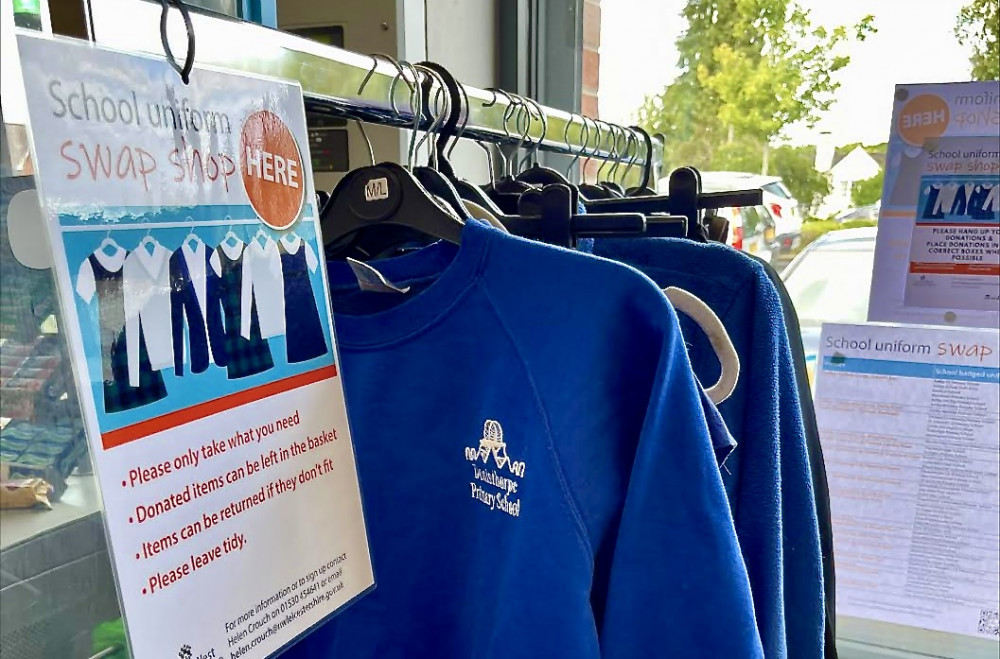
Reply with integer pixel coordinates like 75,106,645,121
585,237,824,659
287,221,762,658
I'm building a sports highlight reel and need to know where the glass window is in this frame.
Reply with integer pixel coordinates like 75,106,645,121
599,2,997,658
1,3,123,658
783,242,876,325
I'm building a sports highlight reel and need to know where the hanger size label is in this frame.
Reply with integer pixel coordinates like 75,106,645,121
364,177,390,202
16,33,374,659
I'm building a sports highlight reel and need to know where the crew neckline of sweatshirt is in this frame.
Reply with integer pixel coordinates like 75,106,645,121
325,220,492,348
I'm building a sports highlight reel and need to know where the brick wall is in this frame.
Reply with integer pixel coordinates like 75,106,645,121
582,0,601,181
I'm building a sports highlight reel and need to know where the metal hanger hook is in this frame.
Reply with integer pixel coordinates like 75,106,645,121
506,94,532,175
596,121,617,182
413,64,450,169
159,0,196,84
477,141,498,188
446,81,473,159
518,97,547,171
621,129,640,189
582,117,601,184
566,113,590,178
608,124,628,181
358,53,412,119
483,88,515,177
396,61,423,170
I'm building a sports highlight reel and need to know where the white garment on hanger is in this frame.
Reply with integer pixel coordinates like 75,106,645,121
984,184,998,212
934,182,959,215
210,235,245,273
180,239,222,365
241,235,286,340
280,234,320,272
124,240,174,387
663,286,739,404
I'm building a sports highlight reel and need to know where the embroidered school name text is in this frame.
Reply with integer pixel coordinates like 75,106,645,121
464,420,525,518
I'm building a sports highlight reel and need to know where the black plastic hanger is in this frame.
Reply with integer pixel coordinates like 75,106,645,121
502,184,686,247
323,57,464,256
323,163,464,251
625,126,657,196
585,166,762,241
416,60,505,217
411,64,470,219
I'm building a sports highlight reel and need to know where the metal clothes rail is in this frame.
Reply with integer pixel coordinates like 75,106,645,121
88,0,660,172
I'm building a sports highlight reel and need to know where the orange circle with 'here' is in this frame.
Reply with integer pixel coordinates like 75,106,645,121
241,110,304,229
897,94,950,146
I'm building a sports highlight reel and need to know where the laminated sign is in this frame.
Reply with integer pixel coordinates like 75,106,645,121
15,33,374,657
868,81,1000,329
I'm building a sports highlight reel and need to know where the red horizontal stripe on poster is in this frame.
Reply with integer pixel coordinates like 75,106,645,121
914,222,1000,227
101,365,338,450
909,262,1000,276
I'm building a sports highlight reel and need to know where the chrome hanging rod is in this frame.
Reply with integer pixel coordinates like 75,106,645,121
88,0,660,171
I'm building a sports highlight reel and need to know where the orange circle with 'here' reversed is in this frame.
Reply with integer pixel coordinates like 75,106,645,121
897,94,950,146
240,110,304,229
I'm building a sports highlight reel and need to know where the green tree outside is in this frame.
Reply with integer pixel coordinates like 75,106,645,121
638,0,875,179
956,0,1000,80
852,172,885,207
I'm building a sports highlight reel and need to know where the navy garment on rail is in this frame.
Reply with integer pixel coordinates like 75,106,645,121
584,237,824,659
288,221,763,658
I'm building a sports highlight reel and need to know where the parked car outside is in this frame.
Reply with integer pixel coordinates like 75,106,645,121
698,171,804,237
835,201,881,223
659,171,804,268
710,203,777,262
781,226,878,386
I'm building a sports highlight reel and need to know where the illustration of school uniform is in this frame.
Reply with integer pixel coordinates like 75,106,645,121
949,182,973,216
983,184,998,216
76,246,166,413
967,184,989,219
170,238,228,375
922,184,943,219
933,182,959,217
241,232,286,340
278,234,328,363
211,237,274,379
124,239,175,387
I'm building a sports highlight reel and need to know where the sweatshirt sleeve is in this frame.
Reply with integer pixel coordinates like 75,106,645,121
775,324,824,658
725,278,788,658
599,308,763,659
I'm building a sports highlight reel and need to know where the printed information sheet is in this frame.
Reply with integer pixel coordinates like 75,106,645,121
868,82,999,329
16,34,374,657
816,323,999,640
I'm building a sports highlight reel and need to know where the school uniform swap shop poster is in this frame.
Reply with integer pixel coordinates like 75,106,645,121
869,81,1000,329
16,34,373,658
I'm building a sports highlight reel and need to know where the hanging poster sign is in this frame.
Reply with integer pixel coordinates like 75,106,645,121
15,33,374,658
868,81,1000,329
815,323,999,641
